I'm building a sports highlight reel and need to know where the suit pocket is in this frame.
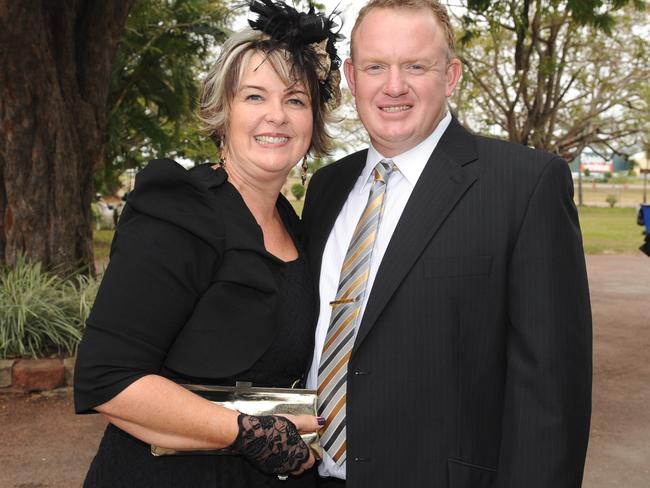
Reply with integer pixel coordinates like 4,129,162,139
425,256,493,278
448,458,497,488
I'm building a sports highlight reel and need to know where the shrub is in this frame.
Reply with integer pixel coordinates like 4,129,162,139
291,183,306,201
605,194,618,208
0,257,99,359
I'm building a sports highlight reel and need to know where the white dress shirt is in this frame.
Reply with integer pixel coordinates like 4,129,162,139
307,112,452,479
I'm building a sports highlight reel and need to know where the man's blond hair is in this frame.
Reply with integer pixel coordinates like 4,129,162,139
350,0,456,60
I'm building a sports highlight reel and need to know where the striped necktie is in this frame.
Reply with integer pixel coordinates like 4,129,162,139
317,159,395,465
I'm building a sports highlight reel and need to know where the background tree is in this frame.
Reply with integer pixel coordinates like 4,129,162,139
290,183,306,201
329,87,370,155
0,1,134,274
291,0,326,11
301,88,368,181
634,80,650,157
99,0,228,194
452,0,649,162
0,0,229,274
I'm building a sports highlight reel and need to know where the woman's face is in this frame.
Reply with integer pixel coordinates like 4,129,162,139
224,52,313,182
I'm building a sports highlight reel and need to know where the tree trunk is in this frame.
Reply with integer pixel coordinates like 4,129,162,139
0,0,133,274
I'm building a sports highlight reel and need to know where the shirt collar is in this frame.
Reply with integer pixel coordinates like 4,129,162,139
360,112,452,193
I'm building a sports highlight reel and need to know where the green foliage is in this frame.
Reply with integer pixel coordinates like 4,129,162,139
606,194,618,207
93,230,115,264
568,0,647,33
0,257,100,359
291,183,306,201
98,0,229,193
466,0,646,37
454,1,649,160
584,168,591,177
307,156,333,175
91,201,102,222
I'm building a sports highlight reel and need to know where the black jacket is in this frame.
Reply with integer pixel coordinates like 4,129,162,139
74,159,304,413
303,119,592,488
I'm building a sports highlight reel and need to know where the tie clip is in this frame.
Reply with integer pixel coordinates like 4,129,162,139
329,297,359,306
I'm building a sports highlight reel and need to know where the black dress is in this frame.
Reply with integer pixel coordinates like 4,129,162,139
74,160,317,488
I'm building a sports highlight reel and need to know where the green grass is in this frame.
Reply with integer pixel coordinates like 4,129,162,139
578,206,643,254
93,229,115,263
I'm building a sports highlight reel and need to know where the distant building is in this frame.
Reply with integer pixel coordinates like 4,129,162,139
569,146,634,177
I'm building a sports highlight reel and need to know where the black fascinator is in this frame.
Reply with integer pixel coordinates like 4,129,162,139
245,0,343,109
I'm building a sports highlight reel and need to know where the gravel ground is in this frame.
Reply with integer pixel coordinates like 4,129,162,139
0,391,105,487
582,254,650,487
1,254,648,487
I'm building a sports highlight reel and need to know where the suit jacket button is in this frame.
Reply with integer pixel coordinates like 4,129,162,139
353,370,370,375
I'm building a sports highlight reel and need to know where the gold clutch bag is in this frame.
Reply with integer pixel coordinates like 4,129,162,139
151,383,322,458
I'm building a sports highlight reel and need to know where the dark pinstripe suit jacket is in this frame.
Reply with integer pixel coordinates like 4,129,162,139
302,118,592,488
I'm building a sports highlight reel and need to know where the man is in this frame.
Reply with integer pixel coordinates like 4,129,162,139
303,1,592,487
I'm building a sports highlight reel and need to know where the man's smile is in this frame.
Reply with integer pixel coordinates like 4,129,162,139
379,104,412,113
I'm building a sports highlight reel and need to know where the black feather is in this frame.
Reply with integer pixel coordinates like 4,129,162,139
243,0,342,104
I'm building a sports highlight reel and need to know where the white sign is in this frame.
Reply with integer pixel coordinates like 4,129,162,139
581,162,613,173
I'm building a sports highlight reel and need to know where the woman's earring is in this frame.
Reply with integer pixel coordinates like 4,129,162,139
212,153,226,171
301,156,308,185
218,138,226,168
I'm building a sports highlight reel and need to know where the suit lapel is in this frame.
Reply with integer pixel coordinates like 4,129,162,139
353,119,480,353
308,151,367,285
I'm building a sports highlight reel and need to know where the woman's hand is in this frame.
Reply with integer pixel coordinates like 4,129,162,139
280,414,325,476
280,413,323,435
278,414,323,475
230,413,321,475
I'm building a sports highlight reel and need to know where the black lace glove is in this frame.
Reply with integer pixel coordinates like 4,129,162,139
231,413,311,474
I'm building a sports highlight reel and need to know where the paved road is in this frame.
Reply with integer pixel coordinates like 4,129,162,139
582,254,650,487
1,254,648,487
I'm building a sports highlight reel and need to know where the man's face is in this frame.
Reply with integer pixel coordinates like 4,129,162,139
345,8,462,157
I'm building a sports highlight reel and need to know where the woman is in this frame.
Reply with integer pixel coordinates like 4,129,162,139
74,1,341,486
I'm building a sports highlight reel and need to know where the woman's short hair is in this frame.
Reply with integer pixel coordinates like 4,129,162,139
198,28,334,157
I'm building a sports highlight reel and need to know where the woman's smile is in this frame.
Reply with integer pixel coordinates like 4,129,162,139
224,52,313,178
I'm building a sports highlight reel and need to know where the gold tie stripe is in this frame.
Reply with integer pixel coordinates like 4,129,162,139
317,160,395,465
